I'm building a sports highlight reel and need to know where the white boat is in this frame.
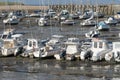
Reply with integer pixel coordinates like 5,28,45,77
96,21,110,31
80,38,111,61
46,35,64,46
1,28,14,39
80,10,96,26
105,42,120,62
46,9,56,18
0,11,8,18
59,10,69,20
21,39,40,58
85,30,100,38
79,10,92,19
20,38,63,58
61,19,75,25
0,28,23,41
3,16,19,25
38,17,48,26
114,12,120,22
29,10,41,17
91,39,112,61
1,39,22,56
39,44,63,58
104,17,118,25
54,37,81,61
81,20,96,26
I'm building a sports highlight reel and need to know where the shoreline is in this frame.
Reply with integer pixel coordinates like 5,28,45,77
0,5,49,11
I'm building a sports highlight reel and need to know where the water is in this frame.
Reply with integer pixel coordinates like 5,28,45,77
0,57,120,80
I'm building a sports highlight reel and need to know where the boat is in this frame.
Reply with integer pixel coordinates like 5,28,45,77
20,38,63,58
79,10,92,19
80,38,111,61
46,35,65,46
29,10,41,17
38,17,48,26
114,12,120,22
85,30,100,38
3,15,19,25
39,44,63,58
1,39,23,56
20,39,40,58
0,11,8,18
61,19,75,25
80,10,96,26
46,9,56,18
104,17,118,25
58,10,69,21
0,28,14,40
54,37,81,61
105,42,120,62
81,20,96,26
96,21,110,31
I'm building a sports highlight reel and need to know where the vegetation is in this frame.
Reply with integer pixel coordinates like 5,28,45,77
0,2,24,5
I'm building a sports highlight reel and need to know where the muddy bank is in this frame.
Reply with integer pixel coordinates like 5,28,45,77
0,57,120,80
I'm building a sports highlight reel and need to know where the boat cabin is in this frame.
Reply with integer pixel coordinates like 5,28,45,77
26,39,39,50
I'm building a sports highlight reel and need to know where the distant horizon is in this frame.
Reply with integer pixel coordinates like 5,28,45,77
0,0,120,6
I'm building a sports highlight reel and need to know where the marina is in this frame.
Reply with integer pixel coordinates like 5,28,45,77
0,0,120,80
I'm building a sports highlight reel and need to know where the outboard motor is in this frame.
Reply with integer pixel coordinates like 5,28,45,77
80,50,93,61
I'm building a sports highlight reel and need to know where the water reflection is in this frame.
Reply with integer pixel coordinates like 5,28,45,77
0,58,120,80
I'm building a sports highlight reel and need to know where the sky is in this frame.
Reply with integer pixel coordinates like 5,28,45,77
1,0,120,5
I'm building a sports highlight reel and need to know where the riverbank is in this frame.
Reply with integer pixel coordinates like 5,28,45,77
0,5,49,11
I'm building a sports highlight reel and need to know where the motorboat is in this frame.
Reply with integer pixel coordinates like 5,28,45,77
39,44,63,58
104,17,118,25
54,37,81,61
8,10,26,20
79,10,92,19
38,17,48,26
59,10,69,21
21,38,63,58
96,21,110,31
114,12,120,22
46,35,65,46
61,19,75,25
3,16,19,25
105,42,120,62
1,39,23,56
85,30,100,38
1,28,14,40
81,20,96,26
20,39,40,58
29,10,41,17
80,10,96,26
46,9,56,18
80,38,111,61
0,28,24,41
0,11,8,18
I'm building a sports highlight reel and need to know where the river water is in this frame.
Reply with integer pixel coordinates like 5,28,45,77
0,17,120,80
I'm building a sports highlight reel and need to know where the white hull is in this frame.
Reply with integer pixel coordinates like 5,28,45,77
40,49,62,58
1,48,17,56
